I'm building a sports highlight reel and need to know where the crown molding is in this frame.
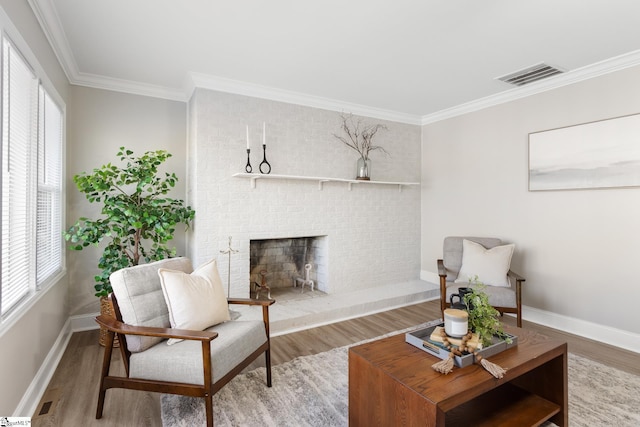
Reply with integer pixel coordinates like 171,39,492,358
187,72,422,125
28,0,186,102
29,0,420,122
421,49,640,125
73,72,187,101
28,0,79,82
28,0,640,125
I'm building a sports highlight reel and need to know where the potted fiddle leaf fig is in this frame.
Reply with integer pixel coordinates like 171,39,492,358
65,147,195,343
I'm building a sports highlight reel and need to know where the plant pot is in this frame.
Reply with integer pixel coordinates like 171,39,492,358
99,296,119,347
356,157,371,180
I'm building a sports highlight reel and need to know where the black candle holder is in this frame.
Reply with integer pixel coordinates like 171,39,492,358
245,149,252,173
259,144,271,174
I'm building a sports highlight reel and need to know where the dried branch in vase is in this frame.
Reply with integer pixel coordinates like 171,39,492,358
333,113,390,160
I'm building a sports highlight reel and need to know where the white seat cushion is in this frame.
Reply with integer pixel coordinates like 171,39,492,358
129,320,267,384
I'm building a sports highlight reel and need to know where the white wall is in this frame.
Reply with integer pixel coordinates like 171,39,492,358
0,0,69,416
421,64,640,336
188,89,421,298
66,86,189,315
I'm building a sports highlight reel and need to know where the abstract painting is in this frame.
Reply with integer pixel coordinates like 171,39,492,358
529,113,640,191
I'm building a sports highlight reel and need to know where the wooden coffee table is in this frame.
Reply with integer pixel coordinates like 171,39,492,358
349,325,567,426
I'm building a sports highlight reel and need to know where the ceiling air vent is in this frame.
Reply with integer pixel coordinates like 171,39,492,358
496,63,564,86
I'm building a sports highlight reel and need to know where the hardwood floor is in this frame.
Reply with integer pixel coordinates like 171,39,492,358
32,300,640,426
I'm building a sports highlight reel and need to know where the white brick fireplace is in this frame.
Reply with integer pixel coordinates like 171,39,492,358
186,88,421,300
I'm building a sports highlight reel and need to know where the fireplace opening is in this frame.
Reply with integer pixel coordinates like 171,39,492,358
249,236,327,298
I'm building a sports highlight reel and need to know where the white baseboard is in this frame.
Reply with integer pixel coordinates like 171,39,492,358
522,305,640,354
70,312,100,332
422,269,639,353
13,318,73,417
13,312,99,417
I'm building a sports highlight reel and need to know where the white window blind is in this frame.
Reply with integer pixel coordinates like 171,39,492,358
1,36,63,317
36,88,63,284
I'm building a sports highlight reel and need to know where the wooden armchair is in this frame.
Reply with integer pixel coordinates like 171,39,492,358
95,257,274,427
437,236,525,327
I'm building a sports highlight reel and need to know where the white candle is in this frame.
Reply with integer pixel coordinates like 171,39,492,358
246,125,250,149
262,122,266,145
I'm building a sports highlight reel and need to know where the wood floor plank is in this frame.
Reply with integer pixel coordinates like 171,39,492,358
31,300,640,426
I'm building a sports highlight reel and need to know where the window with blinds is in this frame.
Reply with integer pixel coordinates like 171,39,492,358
36,88,63,284
1,36,63,318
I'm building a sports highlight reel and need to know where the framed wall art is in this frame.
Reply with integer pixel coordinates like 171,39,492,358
529,113,640,191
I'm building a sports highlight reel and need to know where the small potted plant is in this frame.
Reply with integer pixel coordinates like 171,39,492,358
433,277,511,377
463,277,511,347
65,147,195,344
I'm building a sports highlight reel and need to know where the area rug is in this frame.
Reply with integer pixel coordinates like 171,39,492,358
161,322,640,426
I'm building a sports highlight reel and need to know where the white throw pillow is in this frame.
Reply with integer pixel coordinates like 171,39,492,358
454,239,515,287
159,258,230,345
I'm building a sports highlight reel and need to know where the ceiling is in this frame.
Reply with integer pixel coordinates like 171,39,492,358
30,0,640,124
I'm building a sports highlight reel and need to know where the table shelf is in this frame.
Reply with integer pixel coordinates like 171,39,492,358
446,383,561,427
232,173,420,192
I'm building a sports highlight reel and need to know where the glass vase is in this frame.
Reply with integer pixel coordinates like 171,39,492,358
356,157,371,181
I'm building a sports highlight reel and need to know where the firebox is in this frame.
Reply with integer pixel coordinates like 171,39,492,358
249,236,327,293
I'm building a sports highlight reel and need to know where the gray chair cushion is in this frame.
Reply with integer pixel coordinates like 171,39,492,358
109,257,193,352
443,236,502,281
445,283,516,309
129,320,267,384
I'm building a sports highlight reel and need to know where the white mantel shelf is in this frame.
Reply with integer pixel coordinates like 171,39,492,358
233,173,420,192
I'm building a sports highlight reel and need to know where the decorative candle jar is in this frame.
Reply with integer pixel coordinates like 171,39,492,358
443,308,469,337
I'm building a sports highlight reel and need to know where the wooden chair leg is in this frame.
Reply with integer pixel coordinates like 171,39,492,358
204,394,213,427
96,385,107,419
265,348,272,387
96,330,115,419
200,340,213,427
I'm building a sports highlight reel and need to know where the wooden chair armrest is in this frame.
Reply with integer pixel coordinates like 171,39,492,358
227,298,274,336
228,298,275,306
95,315,217,342
437,259,447,277
507,269,525,283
